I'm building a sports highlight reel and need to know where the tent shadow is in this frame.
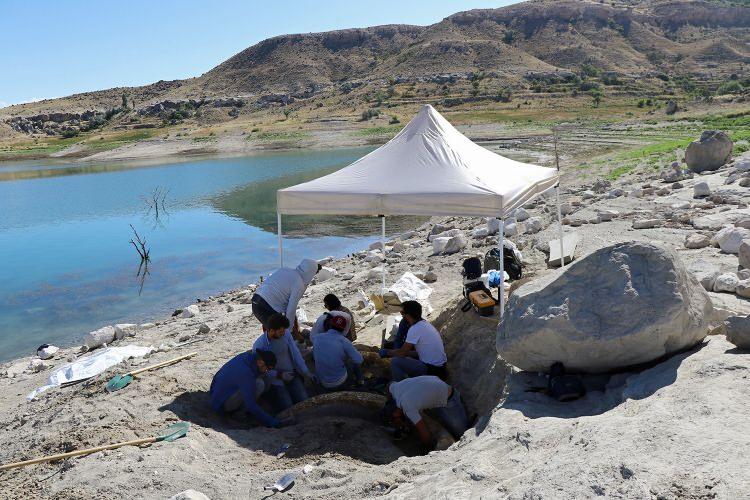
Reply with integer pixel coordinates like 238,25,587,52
498,341,708,420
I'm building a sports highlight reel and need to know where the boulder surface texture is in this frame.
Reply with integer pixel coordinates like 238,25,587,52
685,130,732,173
497,242,712,373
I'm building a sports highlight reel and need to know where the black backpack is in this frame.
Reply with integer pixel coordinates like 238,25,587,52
461,257,483,280
484,246,523,281
547,362,586,402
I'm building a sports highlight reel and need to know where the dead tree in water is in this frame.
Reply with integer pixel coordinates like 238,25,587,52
141,187,170,228
129,224,151,295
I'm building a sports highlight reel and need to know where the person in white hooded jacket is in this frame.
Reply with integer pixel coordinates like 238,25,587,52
251,259,320,330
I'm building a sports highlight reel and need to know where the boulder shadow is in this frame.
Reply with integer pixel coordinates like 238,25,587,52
499,341,708,419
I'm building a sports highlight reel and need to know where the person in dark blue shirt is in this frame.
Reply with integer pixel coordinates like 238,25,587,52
209,349,280,428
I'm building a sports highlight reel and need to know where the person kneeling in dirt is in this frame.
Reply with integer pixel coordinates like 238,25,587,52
209,349,282,428
309,293,357,342
311,312,364,391
253,313,316,412
381,375,468,450
379,301,447,382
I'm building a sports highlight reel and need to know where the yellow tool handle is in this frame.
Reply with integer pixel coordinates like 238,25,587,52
128,351,197,377
0,436,157,471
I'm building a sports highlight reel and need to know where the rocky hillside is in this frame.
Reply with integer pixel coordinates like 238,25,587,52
2,0,748,138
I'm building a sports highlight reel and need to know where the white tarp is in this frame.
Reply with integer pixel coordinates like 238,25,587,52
389,272,433,303
277,105,558,218
27,345,154,400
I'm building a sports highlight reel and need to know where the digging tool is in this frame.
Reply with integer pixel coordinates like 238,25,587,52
264,471,297,492
106,352,197,392
0,422,189,471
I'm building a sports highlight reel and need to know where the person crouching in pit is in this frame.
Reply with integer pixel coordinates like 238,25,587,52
379,300,448,382
209,349,283,428
381,375,469,451
311,311,364,391
252,313,316,412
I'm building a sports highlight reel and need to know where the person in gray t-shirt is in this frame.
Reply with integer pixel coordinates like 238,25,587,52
381,375,468,449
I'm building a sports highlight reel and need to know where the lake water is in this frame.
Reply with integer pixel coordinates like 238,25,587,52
0,148,423,362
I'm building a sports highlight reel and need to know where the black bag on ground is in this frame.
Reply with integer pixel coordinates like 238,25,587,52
461,256,483,280
547,362,586,402
484,246,523,281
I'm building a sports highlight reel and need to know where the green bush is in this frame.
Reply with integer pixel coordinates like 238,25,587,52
580,63,600,78
61,129,79,138
717,80,744,95
360,108,381,121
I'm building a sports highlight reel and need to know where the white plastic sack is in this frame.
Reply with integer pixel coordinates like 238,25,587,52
27,345,154,400
296,308,309,324
389,272,433,303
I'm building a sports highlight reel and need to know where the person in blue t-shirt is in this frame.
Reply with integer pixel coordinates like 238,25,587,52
209,349,280,428
311,312,364,391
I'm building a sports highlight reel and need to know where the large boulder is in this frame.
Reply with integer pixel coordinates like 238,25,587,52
497,242,712,373
685,130,733,173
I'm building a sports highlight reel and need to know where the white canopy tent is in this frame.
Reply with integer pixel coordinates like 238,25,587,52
276,104,564,315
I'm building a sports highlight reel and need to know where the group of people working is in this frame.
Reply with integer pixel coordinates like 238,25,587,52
208,258,469,449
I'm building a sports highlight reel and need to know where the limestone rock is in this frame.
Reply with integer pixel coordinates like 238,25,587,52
605,188,624,198
596,209,618,222
513,208,530,222
316,266,337,282
685,233,710,249
442,234,468,255
688,259,721,291
740,178,750,188
84,326,116,350
633,219,660,229
740,241,750,269
37,345,59,360
712,226,750,254
428,228,462,242
497,242,712,373
724,316,750,349
368,266,385,280
685,130,733,173
735,280,750,298
693,181,711,198
472,227,489,239
487,218,501,234
368,241,384,251
170,490,211,500
714,273,740,293
197,323,211,334
505,222,518,237
524,217,542,234
114,323,137,339
181,305,200,318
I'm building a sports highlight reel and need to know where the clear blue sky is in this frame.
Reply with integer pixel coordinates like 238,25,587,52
0,0,518,107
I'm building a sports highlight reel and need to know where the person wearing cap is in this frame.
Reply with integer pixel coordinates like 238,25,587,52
309,293,357,342
381,375,468,449
252,313,316,411
379,300,448,382
251,258,320,332
311,312,364,391
209,349,281,428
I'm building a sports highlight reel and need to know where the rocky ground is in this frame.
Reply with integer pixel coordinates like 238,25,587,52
3,136,750,498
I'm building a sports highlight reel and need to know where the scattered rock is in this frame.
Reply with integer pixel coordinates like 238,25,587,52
316,266,337,282
724,316,750,349
693,181,711,198
712,226,750,254
591,178,611,193
84,326,116,350
497,242,712,373
685,130,733,173
423,271,438,283
740,178,750,188
633,219,660,229
139,323,156,330
197,323,211,334
605,188,624,198
665,100,678,115
685,233,711,249
513,208,530,222
368,241,384,251
596,210,618,222
487,218,501,234
28,359,49,373
114,323,137,339
368,266,385,280
442,234,468,255
739,241,750,269
688,259,721,291
170,489,211,500
713,273,740,293
524,217,543,234
226,305,235,312
181,305,200,318
735,281,750,299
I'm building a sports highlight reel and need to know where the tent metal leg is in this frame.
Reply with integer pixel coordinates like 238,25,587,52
498,219,505,318
555,186,565,269
381,215,386,295
277,211,284,268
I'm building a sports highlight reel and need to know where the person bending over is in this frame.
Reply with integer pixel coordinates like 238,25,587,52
251,259,320,332
379,300,448,381
311,312,364,391
381,375,468,450
252,313,316,412
209,349,280,428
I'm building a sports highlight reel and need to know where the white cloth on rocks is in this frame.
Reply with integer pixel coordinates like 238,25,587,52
389,272,433,303
27,345,154,400
389,375,451,425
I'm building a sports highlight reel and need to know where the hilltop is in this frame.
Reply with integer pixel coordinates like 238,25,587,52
0,0,748,157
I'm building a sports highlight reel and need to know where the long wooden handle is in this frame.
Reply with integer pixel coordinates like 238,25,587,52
0,436,157,471
128,352,197,377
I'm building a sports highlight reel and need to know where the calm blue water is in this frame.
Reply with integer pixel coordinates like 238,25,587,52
0,148,419,362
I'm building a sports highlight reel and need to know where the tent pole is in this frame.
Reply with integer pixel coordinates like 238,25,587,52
277,210,284,268
498,219,505,318
381,215,386,295
555,186,565,269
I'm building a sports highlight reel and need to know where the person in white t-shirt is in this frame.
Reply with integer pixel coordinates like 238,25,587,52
381,375,468,449
379,300,447,381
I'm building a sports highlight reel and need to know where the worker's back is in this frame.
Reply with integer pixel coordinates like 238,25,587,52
255,267,301,312
311,331,362,386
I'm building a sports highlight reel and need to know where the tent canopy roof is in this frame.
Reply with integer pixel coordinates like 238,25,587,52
277,105,558,218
